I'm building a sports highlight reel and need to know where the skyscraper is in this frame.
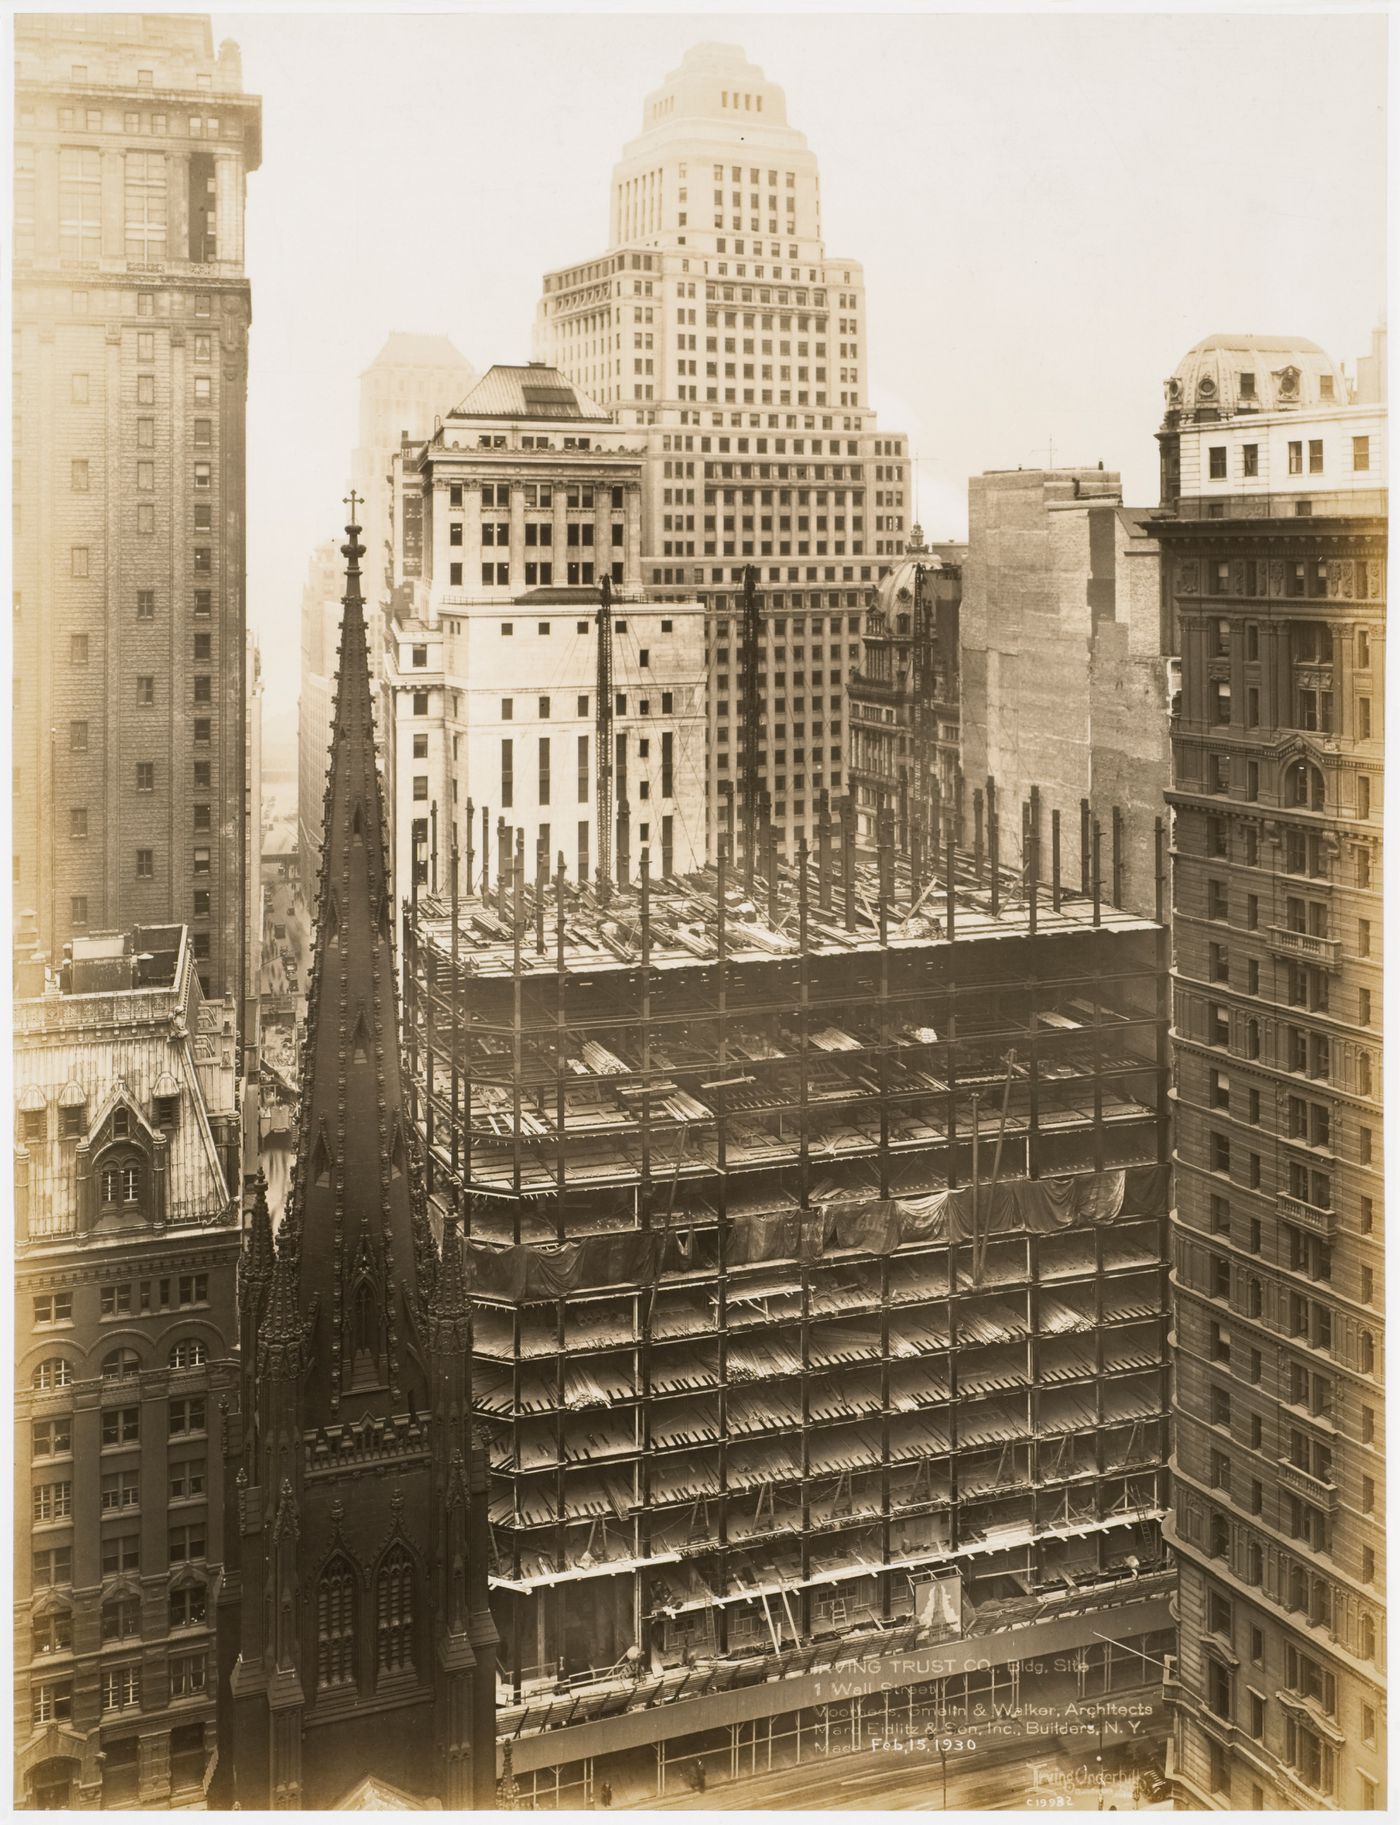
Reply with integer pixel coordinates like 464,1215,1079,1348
535,43,912,860
1158,334,1386,1809
381,363,709,905
11,13,261,1009
350,333,477,685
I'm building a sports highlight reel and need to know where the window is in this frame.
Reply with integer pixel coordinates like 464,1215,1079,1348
178,1273,208,1307
1242,443,1258,477
501,738,514,809
101,1533,139,1577
33,1681,73,1727
1206,1656,1233,1721
1353,435,1371,473
101,1407,139,1447
136,848,154,879
101,1348,140,1379
33,1416,72,1458
32,1357,73,1391
169,1522,206,1563
101,1596,140,1644
1208,447,1227,480
1288,440,1303,475
169,1395,206,1436
33,1292,73,1327
1308,438,1324,474
136,675,155,705
33,1608,73,1659
58,148,101,258
169,1459,206,1500
33,1479,73,1523
169,1338,206,1369
170,1652,207,1698
102,1666,142,1713
101,1468,141,1511
135,761,155,794
170,1584,207,1629
317,1556,358,1690
124,150,167,260
376,1544,416,1676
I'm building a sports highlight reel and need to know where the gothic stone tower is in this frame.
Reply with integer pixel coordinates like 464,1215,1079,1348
219,511,496,1808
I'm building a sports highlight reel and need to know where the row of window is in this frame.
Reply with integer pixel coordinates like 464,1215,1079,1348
34,1513,205,1583
31,1583,208,1664
32,1399,205,1465
31,1650,208,1727
1207,435,1372,480
470,483,624,511
70,544,218,577
446,559,622,590
32,1342,206,1389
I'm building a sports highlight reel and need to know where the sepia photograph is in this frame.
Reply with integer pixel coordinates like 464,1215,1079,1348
7,3,1387,1813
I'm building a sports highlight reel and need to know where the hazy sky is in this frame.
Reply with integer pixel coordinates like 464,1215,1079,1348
217,8,1388,746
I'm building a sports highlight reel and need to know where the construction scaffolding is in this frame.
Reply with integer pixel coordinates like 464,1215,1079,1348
403,805,1171,1726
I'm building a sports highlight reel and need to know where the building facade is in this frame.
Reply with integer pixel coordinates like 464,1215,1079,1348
12,13,261,1009
383,365,708,904
220,518,496,1810
534,42,912,860
13,923,241,1809
1159,334,1386,1810
960,468,1173,921
846,529,963,856
405,808,1175,1804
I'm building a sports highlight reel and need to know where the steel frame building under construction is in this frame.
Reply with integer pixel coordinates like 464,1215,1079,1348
403,806,1175,1803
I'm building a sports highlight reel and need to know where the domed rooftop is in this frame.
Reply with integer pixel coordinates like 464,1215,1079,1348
873,529,950,618
1163,335,1349,423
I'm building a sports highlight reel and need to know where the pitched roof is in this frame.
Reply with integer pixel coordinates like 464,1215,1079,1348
333,1775,439,1810
449,363,611,422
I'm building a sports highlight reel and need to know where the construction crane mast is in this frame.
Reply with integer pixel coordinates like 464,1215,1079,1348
739,564,762,886
596,574,615,898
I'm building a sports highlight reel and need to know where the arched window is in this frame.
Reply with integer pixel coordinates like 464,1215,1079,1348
100,1158,141,1206
1285,760,1325,811
169,1339,206,1370
101,1349,140,1380
376,1545,415,1677
316,1556,357,1692
32,1358,73,1390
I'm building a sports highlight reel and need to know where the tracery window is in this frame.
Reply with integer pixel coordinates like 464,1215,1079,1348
376,1546,415,1676
316,1556,356,1691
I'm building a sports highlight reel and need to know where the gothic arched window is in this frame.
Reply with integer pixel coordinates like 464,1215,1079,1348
375,1545,415,1677
315,1556,357,1692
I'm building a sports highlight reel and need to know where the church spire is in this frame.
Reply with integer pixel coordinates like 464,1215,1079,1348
282,502,431,1425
